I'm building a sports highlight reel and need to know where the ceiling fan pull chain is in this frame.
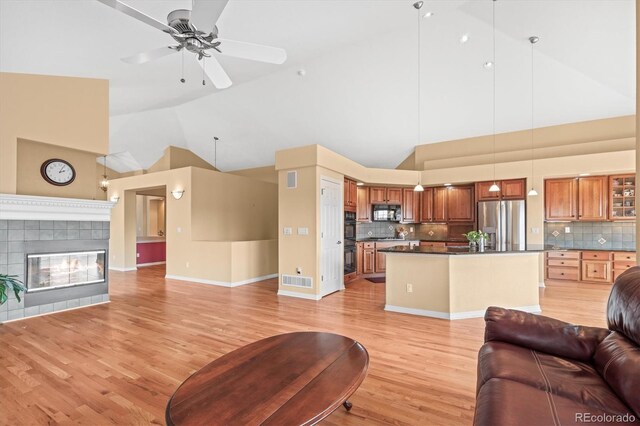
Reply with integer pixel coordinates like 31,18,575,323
202,57,206,86
180,50,186,83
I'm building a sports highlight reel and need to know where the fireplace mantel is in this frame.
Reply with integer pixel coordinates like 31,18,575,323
0,193,115,221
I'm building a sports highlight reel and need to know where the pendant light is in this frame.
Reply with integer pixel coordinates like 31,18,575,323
488,0,500,193
99,155,109,192
413,1,424,192
527,36,539,197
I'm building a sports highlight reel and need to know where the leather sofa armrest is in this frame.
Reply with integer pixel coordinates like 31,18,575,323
484,307,610,362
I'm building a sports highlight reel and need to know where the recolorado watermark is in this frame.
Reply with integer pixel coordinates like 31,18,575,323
576,413,636,423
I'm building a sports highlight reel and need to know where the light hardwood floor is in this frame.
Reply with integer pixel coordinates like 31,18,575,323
0,268,611,425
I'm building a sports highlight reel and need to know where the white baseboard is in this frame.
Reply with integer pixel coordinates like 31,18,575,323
109,266,137,272
1,301,110,324
277,290,322,300
165,273,277,288
137,261,166,267
539,281,546,288
384,304,542,320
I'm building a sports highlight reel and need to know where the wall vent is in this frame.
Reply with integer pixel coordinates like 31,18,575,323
287,171,297,189
281,274,312,288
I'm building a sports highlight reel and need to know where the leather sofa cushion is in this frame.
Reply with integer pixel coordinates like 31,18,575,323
607,267,640,347
474,378,636,426
478,341,633,416
484,307,609,362
594,332,640,418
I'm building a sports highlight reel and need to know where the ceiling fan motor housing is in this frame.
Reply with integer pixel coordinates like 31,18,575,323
167,9,195,33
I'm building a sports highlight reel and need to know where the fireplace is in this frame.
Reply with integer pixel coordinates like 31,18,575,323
26,250,106,292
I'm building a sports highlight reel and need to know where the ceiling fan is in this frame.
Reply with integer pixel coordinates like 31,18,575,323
97,0,287,89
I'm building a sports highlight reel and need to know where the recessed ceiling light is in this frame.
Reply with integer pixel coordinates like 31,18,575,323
423,11,434,18
484,61,494,69
459,33,470,44
356,182,364,186
578,173,591,176
443,183,452,186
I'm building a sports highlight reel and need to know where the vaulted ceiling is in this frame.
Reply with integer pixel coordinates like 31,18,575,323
1,0,635,172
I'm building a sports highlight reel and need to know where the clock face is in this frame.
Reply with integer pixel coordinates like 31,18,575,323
41,159,76,186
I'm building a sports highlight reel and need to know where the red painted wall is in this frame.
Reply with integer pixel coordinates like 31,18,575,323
136,242,166,265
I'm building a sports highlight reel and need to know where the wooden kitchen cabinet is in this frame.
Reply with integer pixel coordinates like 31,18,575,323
501,179,526,200
362,244,375,274
610,174,636,221
578,176,608,221
420,187,434,222
476,181,500,201
356,186,370,222
581,259,612,283
433,187,448,222
344,178,357,210
370,187,387,204
545,178,578,221
402,188,420,223
375,250,386,273
356,243,364,276
386,188,402,205
447,186,474,222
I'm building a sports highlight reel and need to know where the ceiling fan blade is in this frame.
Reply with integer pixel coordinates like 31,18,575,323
97,0,177,34
191,0,229,34
214,39,287,64
121,46,178,64
199,56,232,89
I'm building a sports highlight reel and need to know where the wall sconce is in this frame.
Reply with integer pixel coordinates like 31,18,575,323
110,195,120,203
171,189,185,200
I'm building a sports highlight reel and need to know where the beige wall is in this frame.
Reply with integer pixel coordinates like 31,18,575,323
109,167,277,284
228,166,278,184
147,146,217,174
191,167,277,241
0,72,108,195
16,138,114,200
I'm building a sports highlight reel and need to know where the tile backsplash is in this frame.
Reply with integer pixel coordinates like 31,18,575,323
544,222,636,250
356,222,451,240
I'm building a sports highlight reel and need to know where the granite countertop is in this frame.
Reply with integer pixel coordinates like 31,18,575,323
544,245,636,253
379,245,543,255
356,237,468,243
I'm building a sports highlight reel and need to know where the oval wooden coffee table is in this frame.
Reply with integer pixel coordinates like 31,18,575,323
166,332,369,426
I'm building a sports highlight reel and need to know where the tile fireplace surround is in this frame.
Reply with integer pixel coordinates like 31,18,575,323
0,194,115,323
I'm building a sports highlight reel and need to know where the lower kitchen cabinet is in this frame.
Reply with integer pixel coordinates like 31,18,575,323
362,243,375,274
545,250,635,284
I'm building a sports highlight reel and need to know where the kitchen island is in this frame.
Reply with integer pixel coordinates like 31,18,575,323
380,246,543,320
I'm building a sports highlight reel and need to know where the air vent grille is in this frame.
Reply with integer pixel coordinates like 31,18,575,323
287,171,297,189
281,274,312,288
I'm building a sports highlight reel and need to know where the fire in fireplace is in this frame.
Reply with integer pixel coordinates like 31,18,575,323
26,250,106,292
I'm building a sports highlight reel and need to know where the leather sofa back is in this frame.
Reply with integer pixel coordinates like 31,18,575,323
607,266,640,346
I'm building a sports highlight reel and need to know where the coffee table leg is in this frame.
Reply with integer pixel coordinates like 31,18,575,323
343,401,353,412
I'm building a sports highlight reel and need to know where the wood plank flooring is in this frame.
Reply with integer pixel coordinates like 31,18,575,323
0,268,612,425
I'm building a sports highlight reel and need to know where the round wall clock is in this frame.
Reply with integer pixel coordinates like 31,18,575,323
40,159,76,186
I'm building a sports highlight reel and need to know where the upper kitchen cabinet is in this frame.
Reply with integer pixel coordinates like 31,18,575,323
433,187,448,222
476,181,500,201
420,187,434,222
370,187,402,205
610,174,636,221
344,178,357,210
501,179,526,200
577,176,608,221
545,176,610,221
545,178,578,221
476,179,526,201
401,188,420,223
356,186,371,222
447,186,475,222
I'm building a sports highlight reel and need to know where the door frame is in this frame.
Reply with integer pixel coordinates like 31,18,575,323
319,175,344,297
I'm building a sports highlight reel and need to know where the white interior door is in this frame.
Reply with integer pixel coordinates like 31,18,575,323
320,177,343,296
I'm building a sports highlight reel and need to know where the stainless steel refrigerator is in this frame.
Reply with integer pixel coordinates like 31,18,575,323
477,200,526,251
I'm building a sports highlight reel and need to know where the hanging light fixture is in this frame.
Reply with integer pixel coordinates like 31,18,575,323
488,0,500,193
413,1,424,192
527,36,539,197
99,155,109,192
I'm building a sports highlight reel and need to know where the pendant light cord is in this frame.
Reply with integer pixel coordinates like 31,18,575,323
530,39,535,183
492,0,497,183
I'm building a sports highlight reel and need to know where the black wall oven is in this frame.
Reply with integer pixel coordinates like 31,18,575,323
344,211,356,275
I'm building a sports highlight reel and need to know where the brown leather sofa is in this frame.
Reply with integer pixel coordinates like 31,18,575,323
474,266,640,426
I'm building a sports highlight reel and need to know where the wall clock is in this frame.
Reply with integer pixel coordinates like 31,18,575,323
40,159,76,186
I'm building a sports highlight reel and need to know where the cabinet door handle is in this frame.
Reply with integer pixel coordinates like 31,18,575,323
560,273,564,275
560,262,564,265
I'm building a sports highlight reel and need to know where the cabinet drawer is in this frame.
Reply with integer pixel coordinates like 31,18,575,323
546,259,579,268
547,267,579,281
613,261,637,270
613,252,636,262
363,242,375,249
581,260,612,283
546,251,580,260
581,251,611,261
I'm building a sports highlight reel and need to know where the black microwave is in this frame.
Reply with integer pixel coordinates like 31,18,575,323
372,205,402,222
